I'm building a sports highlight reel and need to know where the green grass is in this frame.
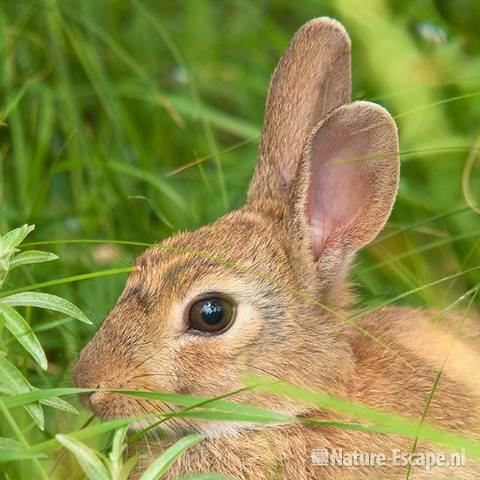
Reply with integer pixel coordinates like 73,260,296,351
0,0,480,478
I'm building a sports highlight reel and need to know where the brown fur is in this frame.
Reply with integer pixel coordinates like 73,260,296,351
73,17,480,479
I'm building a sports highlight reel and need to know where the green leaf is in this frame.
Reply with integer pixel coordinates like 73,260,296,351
109,426,129,479
9,250,58,270
0,292,92,325
119,455,140,480
0,356,44,430
39,392,78,415
0,437,47,459
0,304,48,370
140,434,205,480
0,258,9,273
0,359,77,422
55,434,110,480
0,225,35,253
0,437,23,451
110,426,128,463
0,225,36,287
0,416,141,463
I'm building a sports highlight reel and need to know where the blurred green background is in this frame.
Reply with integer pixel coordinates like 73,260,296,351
0,0,480,476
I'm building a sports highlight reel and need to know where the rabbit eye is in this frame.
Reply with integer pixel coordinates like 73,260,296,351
188,297,234,334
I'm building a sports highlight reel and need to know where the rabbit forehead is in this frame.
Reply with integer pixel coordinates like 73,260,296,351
120,209,292,315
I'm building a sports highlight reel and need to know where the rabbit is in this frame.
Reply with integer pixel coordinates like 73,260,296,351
73,18,480,479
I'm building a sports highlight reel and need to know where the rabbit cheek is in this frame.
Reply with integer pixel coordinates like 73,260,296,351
174,340,239,396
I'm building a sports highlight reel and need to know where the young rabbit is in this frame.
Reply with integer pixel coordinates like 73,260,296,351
73,18,480,479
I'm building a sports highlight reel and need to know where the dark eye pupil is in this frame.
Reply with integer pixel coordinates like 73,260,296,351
188,296,234,334
200,300,223,325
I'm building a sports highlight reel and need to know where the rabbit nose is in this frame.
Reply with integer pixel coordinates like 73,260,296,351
72,353,103,405
77,385,100,409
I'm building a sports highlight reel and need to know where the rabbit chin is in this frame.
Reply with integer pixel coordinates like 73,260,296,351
130,417,264,439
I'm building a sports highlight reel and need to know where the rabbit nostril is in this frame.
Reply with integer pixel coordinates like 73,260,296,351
87,385,100,398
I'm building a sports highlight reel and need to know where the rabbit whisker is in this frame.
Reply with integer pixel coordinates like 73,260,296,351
125,348,166,377
246,363,285,381
130,372,175,380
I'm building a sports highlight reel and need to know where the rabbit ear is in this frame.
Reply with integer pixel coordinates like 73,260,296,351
248,18,351,207
287,101,399,278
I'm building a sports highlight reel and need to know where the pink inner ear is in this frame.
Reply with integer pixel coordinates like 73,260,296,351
306,131,371,258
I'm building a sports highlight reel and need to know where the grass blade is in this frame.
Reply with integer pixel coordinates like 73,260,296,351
0,266,135,297
109,388,295,424
1,387,94,408
250,377,480,458
140,434,204,480
176,475,234,480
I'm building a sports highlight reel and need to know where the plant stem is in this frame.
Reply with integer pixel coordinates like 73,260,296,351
0,399,49,480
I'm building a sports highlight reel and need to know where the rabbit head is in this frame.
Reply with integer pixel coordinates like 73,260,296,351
73,18,399,435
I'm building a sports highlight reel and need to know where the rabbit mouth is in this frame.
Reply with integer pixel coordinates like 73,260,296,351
83,390,199,436
86,390,257,438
